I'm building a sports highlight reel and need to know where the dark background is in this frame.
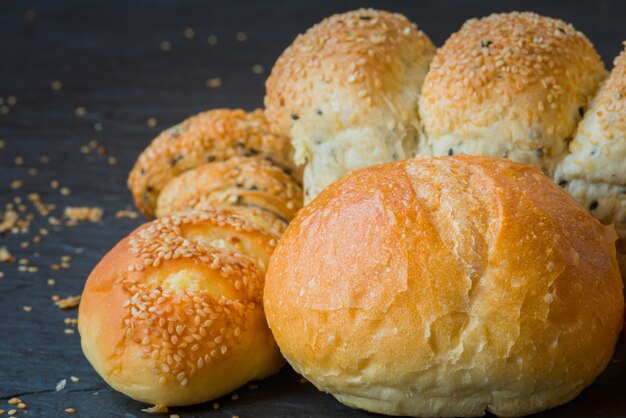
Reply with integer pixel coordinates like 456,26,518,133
1,0,625,417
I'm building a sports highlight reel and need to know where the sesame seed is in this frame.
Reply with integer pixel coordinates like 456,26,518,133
252,64,264,74
235,32,247,42
160,41,172,51
147,117,158,128
8,409,16,416
208,35,218,45
184,28,195,39
8,398,20,405
51,80,63,91
64,408,76,414
7,96,17,106
22,306,32,312
75,106,87,116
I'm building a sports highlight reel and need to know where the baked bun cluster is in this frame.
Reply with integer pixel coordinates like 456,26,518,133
555,43,626,276
128,108,302,220
79,210,285,406
81,109,304,406
265,156,624,417
420,12,606,176
265,9,436,202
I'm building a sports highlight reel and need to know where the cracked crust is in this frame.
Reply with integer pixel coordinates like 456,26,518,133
265,156,623,417
128,108,302,218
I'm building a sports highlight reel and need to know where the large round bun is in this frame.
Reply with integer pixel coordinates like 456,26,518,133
79,210,284,406
265,8,435,202
555,43,626,277
128,108,301,217
264,155,623,417
419,12,606,176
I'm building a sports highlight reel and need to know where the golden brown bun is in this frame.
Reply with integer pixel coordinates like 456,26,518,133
265,8,435,202
79,210,285,406
265,155,623,417
419,12,606,176
555,43,626,278
128,109,302,217
156,156,303,230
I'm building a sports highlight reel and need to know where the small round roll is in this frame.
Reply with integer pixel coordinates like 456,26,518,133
79,210,284,406
555,43,626,277
419,12,606,176
156,156,303,230
265,156,623,417
265,8,435,202
128,109,301,217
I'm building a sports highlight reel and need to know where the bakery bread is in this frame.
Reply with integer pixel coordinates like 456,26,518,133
555,43,626,278
264,155,624,417
156,156,303,232
128,108,301,217
419,12,606,176
265,9,435,202
79,210,284,406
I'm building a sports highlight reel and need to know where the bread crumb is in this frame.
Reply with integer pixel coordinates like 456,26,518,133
55,295,81,309
142,404,168,413
0,247,13,263
64,207,102,223
0,210,18,232
115,209,139,219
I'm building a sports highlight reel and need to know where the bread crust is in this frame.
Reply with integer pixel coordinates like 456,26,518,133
265,155,624,417
156,156,303,228
419,12,606,176
79,210,284,406
265,8,435,202
128,109,301,217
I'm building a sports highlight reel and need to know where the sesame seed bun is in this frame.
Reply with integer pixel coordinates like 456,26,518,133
555,42,626,278
265,9,435,202
419,12,606,176
264,155,623,417
79,210,284,406
155,156,303,235
128,109,301,218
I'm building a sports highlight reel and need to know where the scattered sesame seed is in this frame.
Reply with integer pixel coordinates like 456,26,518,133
8,409,16,416
8,398,21,405
51,80,63,91
64,408,76,414
212,402,220,410
14,157,24,166
0,139,4,148
208,35,218,45
147,117,158,128
252,64,264,74
7,96,17,106
70,376,80,382
17,403,26,410
75,106,87,116
107,156,117,165
235,31,247,42
50,180,60,189
160,41,172,51
64,328,75,334
22,306,32,312
231,394,239,400
60,187,71,196
184,28,195,39
10,179,24,190
206,78,222,88
94,122,103,131
0,106,9,114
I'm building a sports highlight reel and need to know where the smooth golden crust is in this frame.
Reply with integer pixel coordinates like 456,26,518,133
265,8,435,202
156,156,303,226
128,109,301,217
420,12,606,176
555,43,626,277
79,210,284,406
265,156,623,417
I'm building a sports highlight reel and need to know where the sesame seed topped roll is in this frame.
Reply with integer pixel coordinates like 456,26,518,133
79,210,284,406
128,109,302,218
555,43,626,276
156,156,303,234
265,8,435,202
419,12,606,176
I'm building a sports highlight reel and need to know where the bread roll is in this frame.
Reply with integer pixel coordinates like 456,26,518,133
419,12,606,176
156,156,303,233
264,155,623,417
128,109,301,217
265,9,435,202
555,43,626,277
79,210,284,406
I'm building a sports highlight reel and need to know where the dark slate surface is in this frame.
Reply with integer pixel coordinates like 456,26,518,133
0,0,625,417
